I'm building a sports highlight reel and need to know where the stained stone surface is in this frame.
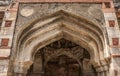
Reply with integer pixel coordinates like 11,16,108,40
16,3,104,27
0,60,9,75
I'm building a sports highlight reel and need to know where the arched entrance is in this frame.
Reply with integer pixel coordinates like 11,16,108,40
11,11,110,76
45,55,80,76
26,39,96,76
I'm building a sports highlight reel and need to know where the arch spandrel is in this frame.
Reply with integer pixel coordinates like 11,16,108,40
15,10,104,47
13,11,109,71
18,28,98,62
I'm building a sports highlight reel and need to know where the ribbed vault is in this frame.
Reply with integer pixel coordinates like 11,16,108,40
14,10,108,69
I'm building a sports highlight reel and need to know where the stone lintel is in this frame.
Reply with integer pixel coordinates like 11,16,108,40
19,0,112,3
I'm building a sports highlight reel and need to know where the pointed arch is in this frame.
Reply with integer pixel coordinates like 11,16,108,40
13,10,108,68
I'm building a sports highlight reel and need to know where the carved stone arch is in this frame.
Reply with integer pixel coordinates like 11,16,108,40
12,10,109,76
14,10,105,55
20,32,98,63
30,39,92,76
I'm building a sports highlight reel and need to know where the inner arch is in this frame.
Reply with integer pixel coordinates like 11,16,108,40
12,10,108,76
14,11,106,65
26,38,97,76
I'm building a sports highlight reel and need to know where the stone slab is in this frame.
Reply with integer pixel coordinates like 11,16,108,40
0,49,10,57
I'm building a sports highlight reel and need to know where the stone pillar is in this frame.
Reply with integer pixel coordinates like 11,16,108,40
96,64,110,76
0,1,20,76
14,61,33,76
105,71,109,76
101,65,109,76
102,1,120,76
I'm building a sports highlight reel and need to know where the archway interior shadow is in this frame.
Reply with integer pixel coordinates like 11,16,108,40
26,38,97,76
45,55,81,76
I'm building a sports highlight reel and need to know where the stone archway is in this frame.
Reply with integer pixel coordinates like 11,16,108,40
11,10,110,76
26,39,96,76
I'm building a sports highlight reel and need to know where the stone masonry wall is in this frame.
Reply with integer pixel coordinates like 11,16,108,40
0,1,18,76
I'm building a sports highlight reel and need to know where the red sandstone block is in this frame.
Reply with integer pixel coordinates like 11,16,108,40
5,20,12,27
102,1,114,9
104,2,111,8
1,38,9,46
109,20,115,27
112,38,119,46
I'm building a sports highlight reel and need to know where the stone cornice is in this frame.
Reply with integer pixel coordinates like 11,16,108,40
19,0,112,3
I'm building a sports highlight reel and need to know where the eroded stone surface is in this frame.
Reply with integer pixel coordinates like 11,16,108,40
16,3,104,26
20,6,34,17
0,60,9,76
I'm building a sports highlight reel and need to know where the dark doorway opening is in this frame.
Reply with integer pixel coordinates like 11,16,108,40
45,55,81,76
26,39,97,76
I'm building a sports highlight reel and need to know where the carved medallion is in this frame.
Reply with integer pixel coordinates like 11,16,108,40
20,6,34,17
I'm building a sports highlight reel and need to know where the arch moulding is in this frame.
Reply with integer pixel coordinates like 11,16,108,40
12,10,110,76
